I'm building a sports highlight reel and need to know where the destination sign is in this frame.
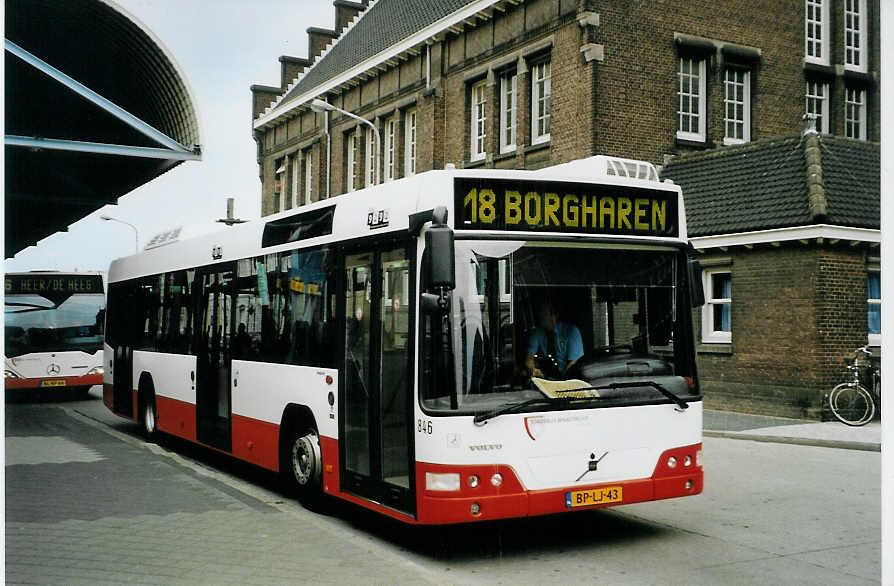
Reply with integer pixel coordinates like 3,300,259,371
6,274,103,295
454,178,679,237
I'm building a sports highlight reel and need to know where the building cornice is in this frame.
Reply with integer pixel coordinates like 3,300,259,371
253,0,501,130
690,224,880,250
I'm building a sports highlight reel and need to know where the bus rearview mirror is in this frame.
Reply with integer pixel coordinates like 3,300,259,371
687,257,705,307
425,225,455,291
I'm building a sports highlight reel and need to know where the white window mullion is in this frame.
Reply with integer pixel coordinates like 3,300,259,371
404,109,417,176
723,68,750,145
531,61,551,145
702,270,732,344
845,87,867,140
470,80,487,161
365,129,375,187
304,150,312,205
805,0,829,65
291,156,300,208
677,57,706,142
844,0,867,72
384,118,396,181
499,72,517,153
805,81,830,133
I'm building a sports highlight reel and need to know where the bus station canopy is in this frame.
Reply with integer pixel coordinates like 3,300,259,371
4,0,202,258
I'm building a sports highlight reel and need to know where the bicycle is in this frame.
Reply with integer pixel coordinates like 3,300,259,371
827,345,880,426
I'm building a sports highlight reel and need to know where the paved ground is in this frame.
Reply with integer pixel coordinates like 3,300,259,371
5,389,444,585
4,388,883,585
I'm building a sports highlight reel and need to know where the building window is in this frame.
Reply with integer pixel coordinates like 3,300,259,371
291,156,300,209
702,270,731,343
470,80,487,161
723,68,750,145
805,80,830,133
384,118,397,181
845,87,866,140
499,71,517,153
868,272,880,345
404,109,417,176
274,158,285,213
844,0,867,72
531,60,551,145
805,0,829,65
677,57,706,142
365,128,375,187
346,130,357,193
303,150,312,205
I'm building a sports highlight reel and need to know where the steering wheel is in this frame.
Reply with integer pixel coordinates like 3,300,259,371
532,353,560,379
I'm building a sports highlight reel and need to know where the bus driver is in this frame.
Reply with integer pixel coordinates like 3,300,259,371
525,301,584,379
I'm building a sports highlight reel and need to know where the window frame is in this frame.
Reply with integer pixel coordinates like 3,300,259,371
805,80,830,134
676,57,707,143
722,67,751,145
868,270,881,346
384,117,397,182
470,79,487,161
404,108,417,176
499,71,517,154
530,60,551,145
702,269,732,344
291,156,300,209
845,86,867,141
303,149,313,205
365,128,376,187
346,129,358,193
844,0,868,73
805,0,830,66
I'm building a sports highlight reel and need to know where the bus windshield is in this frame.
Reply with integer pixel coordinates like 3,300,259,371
421,242,699,415
5,294,105,357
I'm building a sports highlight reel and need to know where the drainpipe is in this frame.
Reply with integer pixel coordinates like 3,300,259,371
324,110,331,199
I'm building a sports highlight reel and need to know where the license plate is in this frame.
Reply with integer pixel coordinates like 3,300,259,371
40,379,66,388
566,486,623,508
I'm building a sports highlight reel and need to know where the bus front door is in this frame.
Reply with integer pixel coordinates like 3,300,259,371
195,265,235,451
342,246,414,515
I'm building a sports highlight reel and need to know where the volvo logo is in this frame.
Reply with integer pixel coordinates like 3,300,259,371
576,451,608,481
46,363,61,376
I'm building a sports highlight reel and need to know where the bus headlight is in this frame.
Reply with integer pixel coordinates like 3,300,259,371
468,475,479,488
425,472,460,491
5,370,20,378
491,473,503,487
667,456,677,469
86,366,104,376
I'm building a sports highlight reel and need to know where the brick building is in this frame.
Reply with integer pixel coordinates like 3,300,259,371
250,0,880,417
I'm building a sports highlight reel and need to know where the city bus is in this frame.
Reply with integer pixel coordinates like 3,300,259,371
103,156,704,524
5,271,106,396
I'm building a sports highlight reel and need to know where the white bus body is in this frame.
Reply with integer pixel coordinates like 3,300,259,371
104,157,703,524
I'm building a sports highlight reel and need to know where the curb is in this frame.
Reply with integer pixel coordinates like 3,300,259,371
704,430,881,452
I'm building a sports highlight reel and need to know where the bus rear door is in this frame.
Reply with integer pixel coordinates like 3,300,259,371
194,265,235,451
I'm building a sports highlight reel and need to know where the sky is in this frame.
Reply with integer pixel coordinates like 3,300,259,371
5,0,333,272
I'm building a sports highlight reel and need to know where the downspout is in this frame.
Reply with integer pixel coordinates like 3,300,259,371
324,110,331,199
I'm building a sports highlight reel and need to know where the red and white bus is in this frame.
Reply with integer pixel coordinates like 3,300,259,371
5,271,106,396
104,156,704,524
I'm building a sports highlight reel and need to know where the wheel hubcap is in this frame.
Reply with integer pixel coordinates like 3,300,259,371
144,402,155,434
291,434,319,486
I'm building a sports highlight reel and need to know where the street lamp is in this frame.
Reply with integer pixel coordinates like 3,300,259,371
311,98,381,185
100,215,139,254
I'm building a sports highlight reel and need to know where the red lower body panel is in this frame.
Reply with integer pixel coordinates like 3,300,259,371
414,443,703,525
6,373,102,390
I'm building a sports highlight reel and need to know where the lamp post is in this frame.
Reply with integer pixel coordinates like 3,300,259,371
100,215,139,254
311,98,380,185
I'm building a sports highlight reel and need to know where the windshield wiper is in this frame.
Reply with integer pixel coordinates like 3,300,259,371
473,380,690,424
594,380,690,410
472,396,604,425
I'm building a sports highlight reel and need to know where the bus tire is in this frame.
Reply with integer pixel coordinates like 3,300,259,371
138,377,158,442
282,425,322,504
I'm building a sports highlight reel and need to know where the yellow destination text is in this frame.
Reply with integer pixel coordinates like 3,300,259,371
463,188,669,233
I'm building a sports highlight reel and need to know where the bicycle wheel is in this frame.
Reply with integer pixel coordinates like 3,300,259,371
828,383,875,426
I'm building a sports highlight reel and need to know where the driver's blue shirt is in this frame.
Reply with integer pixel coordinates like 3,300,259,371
527,322,584,372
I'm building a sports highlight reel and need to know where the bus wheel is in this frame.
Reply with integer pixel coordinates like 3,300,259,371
141,394,157,441
285,428,322,502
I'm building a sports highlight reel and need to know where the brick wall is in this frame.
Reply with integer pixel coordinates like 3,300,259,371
696,243,870,419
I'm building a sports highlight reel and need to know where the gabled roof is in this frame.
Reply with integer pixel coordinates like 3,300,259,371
661,135,879,237
256,0,486,126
